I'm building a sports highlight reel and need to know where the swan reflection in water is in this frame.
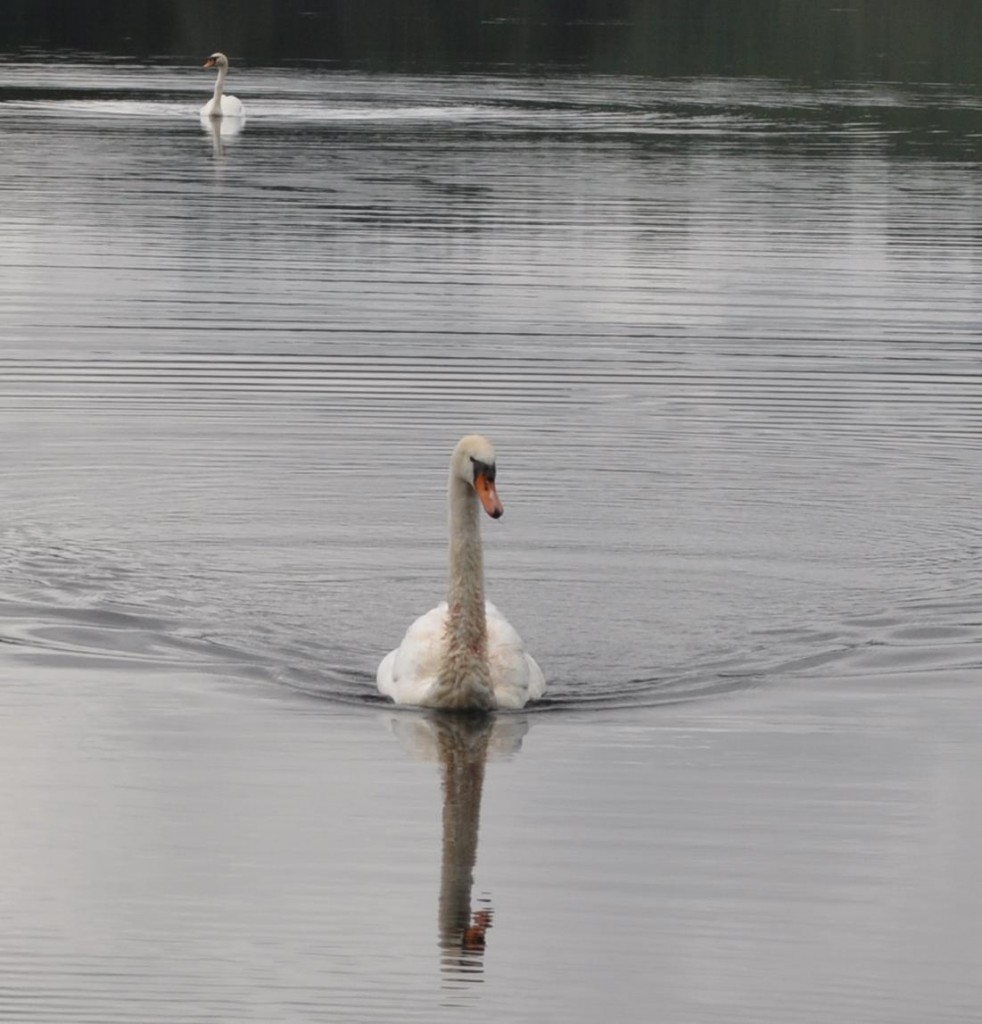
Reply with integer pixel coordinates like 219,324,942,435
200,112,245,159
387,710,531,981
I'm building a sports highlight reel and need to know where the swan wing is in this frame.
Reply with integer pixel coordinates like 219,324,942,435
377,601,545,710
200,95,245,118
376,603,448,705
486,602,546,709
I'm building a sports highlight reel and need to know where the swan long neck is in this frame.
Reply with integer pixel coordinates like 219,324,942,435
212,64,226,103
447,474,487,654
432,473,494,710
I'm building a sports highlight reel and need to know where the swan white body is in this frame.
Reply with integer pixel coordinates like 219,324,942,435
377,436,545,711
200,52,244,118
378,600,545,711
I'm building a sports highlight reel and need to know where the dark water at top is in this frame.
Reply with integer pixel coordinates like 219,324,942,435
9,1,982,83
1,54,981,1022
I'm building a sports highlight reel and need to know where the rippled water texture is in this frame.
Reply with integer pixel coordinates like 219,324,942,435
1,59,981,1022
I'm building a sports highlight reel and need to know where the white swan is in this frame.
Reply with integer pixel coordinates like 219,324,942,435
200,53,244,118
377,435,545,711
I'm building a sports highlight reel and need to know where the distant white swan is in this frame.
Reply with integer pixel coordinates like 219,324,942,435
377,435,545,711
200,52,244,118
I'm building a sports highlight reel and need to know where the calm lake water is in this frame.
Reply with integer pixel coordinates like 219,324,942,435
1,57,981,1022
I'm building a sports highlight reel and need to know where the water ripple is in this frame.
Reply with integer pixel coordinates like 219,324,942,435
2,62,980,716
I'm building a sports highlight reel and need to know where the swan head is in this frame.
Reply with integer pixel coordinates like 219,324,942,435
203,53,229,69
451,435,503,519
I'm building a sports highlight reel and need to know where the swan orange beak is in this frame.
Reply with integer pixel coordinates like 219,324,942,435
203,57,217,68
475,473,503,519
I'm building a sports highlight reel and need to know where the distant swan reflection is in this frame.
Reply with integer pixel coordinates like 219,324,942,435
200,113,245,158
387,711,531,980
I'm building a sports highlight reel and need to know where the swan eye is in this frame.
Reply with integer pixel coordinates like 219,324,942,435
470,457,495,483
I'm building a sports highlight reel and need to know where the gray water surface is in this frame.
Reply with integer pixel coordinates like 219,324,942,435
1,60,981,1022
